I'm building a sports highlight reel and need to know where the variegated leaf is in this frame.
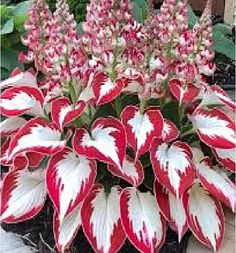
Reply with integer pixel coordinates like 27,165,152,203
53,205,81,252
183,183,224,251
81,184,126,253
1,168,46,223
150,139,194,198
161,119,179,142
46,147,96,221
73,117,126,169
120,187,166,253
169,79,199,105
92,73,123,106
200,85,236,110
121,105,163,160
51,97,86,129
0,138,12,166
7,117,65,160
26,152,44,168
196,158,236,212
108,155,144,186
0,68,37,90
78,70,95,103
191,108,236,149
122,74,144,94
0,86,44,117
0,117,26,137
214,147,236,172
154,181,188,241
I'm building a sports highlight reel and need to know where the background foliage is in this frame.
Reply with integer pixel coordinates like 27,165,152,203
1,0,235,81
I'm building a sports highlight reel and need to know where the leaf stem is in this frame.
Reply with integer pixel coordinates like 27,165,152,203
140,99,147,114
181,128,196,138
114,95,122,118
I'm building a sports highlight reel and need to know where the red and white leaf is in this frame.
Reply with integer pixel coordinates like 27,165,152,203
196,158,236,212
73,117,126,169
11,152,44,170
0,86,44,117
0,138,12,166
0,117,26,137
51,97,86,129
81,184,126,253
169,79,199,105
191,108,236,149
46,147,96,221
12,155,29,171
154,181,188,241
0,168,46,223
122,74,144,94
108,155,144,186
150,139,194,198
183,183,224,251
53,205,81,252
78,71,95,103
121,105,163,160
0,68,37,90
92,73,123,106
161,119,179,142
26,152,44,168
214,147,236,172
120,187,166,253
7,117,65,160
200,85,236,110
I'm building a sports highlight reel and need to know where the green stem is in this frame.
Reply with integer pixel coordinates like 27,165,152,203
68,82,82,128
114,95,122,118
69,82,77,105
181,128,196,138
140,99,147,114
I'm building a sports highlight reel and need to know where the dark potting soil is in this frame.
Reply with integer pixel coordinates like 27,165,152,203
208,56,235,90
1,199,192,253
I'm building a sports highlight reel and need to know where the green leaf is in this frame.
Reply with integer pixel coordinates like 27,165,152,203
0,19,14,35
213,23,232,36
13,15,28,32
1,35,12,47
0,67,10,80
12,1,31,16
131,0,148,22
213,28,235,60
1,47,24,72
187,4,197,28
143,166,154,191
96,162,108,182
77,22,83,34
132,0,147,9
93,103,117,120
161,101,181,128
131,2,144,23
139,152,151,168
121,94,139,108
0,5,12,20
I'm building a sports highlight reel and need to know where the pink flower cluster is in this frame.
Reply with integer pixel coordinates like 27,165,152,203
19,0,215,104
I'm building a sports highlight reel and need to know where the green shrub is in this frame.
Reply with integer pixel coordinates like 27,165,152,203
46,0,88,23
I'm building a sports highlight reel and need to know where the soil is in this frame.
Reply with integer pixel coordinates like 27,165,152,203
1,199,192,253
208,54,235,89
